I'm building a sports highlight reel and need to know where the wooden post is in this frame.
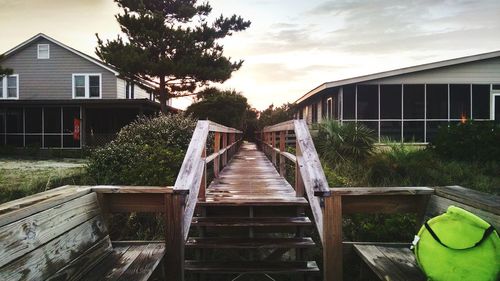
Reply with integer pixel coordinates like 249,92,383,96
214,132,221,178
222,132,228,167
165,192,186,281
198,147,207,201
230,133,236,159
271,131,277,167
279,130,286,177
295,141,305,197
323,195,342,281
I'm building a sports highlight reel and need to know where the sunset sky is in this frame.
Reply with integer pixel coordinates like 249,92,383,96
1,0,500,110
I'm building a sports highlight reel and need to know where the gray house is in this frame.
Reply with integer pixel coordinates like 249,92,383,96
0,33,177,149
295,51,500,143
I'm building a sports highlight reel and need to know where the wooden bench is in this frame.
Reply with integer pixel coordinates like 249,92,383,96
0,185,169,281
329,185,499,281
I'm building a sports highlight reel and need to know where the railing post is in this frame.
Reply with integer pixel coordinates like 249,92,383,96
323,195,342,281
279,130,286,177
230,132,236,159
214,132,221,178
222,132,228,167
271,131,277,167
165,192,186,281
199,147,207,201
295,141,305,197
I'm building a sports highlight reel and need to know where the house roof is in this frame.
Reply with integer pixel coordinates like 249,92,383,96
2,33,120,75
296,50,500,104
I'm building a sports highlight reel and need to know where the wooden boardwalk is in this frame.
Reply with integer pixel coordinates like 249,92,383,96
202,142,306,204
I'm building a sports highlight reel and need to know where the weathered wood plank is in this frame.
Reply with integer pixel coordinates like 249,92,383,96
0,215,108,281
425,194,499,230
330,187,434,196
435,185,500,215
91,186,174,194
164,194,185,281
0,193,101,268
0,186,92,228
342,195,426,214
78,244,134,281
208,121,242,134
103,193,166,213
262,120,295,132
47,237,113,281
323,195,342,281
117,243,165,281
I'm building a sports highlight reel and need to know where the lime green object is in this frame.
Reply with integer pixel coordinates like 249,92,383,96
413,206,500,281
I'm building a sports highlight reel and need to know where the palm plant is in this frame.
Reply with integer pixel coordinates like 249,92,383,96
315,119,377,165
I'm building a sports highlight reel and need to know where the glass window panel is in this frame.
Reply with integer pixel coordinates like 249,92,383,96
426,121,448,143
357,85,378,120
63,135,80,148
44,107,61,133
492,84,500,90
0,134,4,146
403,121,425,142
403,84,425,119
6,135,23,147
426,84,448,119
89,75,100,97
380,85,401,119
63,107,80,133
495,96,500,122
25,107,42,133
472,85,490,119
343,85,355,119
74,75,85,97
450,84,470,119
25,135,42,148
44,135,61,148
358,121,379,139
7,76,17,98
6,108,23,133
0,78,3,98
38,44,49,59
0,109,4,134
380,121,401,142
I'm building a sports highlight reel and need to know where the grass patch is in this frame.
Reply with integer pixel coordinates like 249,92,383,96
0,158,91,204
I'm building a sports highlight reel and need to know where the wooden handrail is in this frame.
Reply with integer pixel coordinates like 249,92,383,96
174,120,243,240
256,119,330,243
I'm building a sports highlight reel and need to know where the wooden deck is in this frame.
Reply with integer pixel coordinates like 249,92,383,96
201,142,307,205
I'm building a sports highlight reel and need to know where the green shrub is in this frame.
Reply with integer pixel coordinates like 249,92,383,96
315,120,377,165
87,114,196,186
431,121,500,162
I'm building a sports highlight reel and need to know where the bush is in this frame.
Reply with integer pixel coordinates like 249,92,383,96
315,120,377,165
87,114,196,186
431,121,500,162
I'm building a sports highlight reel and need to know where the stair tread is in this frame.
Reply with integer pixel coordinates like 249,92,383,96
185,260,319,273
186,237,315,248
197,197,309,206
191,216,312,226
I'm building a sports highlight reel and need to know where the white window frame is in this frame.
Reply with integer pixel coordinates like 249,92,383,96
72,73,102,99
0,75,19,100
37,44,50,59
326,97,333,119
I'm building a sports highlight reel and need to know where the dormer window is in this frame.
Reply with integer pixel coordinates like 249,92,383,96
37,44,50,59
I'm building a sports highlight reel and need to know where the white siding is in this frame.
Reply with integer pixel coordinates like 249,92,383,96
134,85,150,99
116,78,126,99
368,57,500,84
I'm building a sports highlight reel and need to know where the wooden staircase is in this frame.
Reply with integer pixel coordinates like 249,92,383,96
184,143,320,280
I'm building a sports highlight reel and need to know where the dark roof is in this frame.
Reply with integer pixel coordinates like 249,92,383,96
296,49,500,104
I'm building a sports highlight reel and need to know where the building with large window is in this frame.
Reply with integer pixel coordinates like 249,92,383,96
295,51,500,143
0,33,178,149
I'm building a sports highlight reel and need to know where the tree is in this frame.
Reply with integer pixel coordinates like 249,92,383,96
96,0,251,113
185,87,251,130
258,103,297,129
0,55,13,77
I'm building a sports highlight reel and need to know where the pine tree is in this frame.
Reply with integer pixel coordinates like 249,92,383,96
0,55,13,77
96,0,251,113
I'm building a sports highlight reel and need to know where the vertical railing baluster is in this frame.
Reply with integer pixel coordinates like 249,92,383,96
271,131,277,167
222,132,228,168
279,130,286,177
214,132,221,178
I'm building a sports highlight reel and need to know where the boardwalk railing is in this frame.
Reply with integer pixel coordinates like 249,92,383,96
171,120,242,280
256,120,341,277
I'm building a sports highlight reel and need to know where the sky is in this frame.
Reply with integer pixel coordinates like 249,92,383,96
1,0,500,110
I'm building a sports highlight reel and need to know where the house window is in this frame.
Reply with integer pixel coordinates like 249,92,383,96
0,75,19,99
72,74,101,98
492,84,500,91
37,44,50,59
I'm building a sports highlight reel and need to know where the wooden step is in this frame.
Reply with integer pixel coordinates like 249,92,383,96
185,261,319,274
197,197,309,206
191,216,312,227
186,237,315,249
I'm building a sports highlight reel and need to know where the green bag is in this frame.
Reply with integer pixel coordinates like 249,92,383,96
413,206,500,281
